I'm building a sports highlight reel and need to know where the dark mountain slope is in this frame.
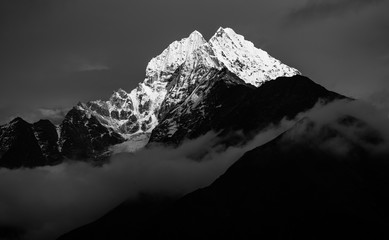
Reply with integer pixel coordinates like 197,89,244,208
59,114,389,240
150,73,347,145
59,107,125,160
32,119,62,164
0,118,51,168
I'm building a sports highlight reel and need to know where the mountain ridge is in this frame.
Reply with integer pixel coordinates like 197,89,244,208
150,73,346,145
76,27,300,138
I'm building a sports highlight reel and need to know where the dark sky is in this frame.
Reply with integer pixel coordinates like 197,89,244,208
1,0,388,124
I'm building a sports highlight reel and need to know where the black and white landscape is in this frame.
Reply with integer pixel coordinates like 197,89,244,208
1,1,389,240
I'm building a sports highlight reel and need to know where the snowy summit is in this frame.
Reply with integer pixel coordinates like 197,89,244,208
77,27,301,138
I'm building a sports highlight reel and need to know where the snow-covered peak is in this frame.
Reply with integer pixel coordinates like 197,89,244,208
74,27,301,139
145,30,207,83
189,30,203,38
213,27,237,38
211,27,249,49
209,27,300,86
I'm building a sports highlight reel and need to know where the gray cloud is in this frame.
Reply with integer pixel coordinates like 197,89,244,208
0,121,293,240
38,107,70,124
367,84,389,112
0,107,70,125
288,0,385,24
76,64,110,72
284,99,389,156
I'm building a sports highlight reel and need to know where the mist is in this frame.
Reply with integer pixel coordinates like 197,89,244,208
284,99,389,156
0,121,293,240
2,98,388,240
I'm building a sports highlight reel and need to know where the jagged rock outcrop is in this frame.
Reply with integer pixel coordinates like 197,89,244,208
32,119,61,163
0,118,59,168
59,107,125,160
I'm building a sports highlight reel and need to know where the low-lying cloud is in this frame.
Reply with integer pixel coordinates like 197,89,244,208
284,99,389,156
0,120,293,240
38,108,70,124
2,99,388,240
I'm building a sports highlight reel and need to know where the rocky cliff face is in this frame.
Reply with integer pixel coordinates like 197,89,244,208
0,118,60,168
59,107,125,160
32,119,62,163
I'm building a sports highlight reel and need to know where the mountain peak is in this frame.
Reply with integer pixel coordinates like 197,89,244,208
145,30,207,80
7,117,30,127
213,27,235,37
10,117,26,124
188,30,203,39
222,27,236,35
209,26,300,86
211,27,244,43
69,27,301,139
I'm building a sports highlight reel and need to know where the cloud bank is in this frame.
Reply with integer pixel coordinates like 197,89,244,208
1,99,389,240
284,99,389,157
0,121,293,240
38,108,70,124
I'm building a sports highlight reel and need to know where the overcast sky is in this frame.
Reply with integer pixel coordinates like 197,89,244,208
1,0,388,124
